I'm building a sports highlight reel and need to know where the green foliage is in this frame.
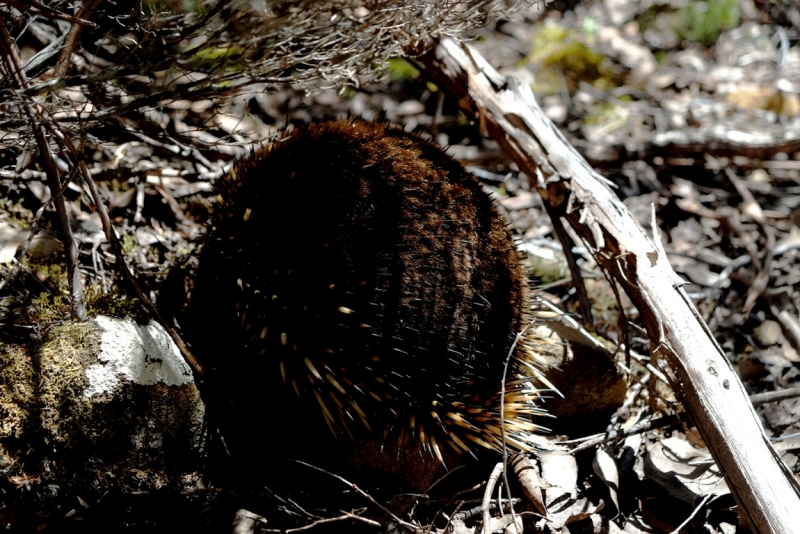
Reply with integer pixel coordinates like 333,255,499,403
386,58,420,82
27,259,67,293
543,41,624,92
143,0,204,14
142,0,179,13
638,0,739,48
543,42,603,85
584,101,627,127
120,234,138,255
187,44,244,72
678,0,739,46
525,22,625,94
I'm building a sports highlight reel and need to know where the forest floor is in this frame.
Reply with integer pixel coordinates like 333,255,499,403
1,0,800,532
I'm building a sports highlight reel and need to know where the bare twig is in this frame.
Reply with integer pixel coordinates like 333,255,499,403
291,460,417,532
0,0,98,27
768,303,800,355
668,493,714,534
542,200,593,326
53,0,104,79
0,12,206,373
725,168,776,314
432,500,463,534
0,13,87,320
500,327,530,534
749,386,800,407
481,462,503,534
262,511,381,533
0,11,206,373
0,166,76,292
568,413,691,454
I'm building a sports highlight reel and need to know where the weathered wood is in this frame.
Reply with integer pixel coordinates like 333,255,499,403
420,37,800,533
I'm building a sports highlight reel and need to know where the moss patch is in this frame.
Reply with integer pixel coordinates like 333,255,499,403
0,343,36,440
35,322,96,446
0,319,205,511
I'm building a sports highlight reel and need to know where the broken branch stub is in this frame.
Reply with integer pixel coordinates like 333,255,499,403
420,37,800,533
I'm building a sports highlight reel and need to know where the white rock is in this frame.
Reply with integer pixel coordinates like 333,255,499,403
85,316,193,398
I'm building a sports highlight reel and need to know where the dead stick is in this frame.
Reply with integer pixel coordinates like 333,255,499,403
0,0,97,27
53,0,104,79
0,13,87,320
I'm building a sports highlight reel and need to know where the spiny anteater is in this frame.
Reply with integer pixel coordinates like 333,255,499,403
191,119,549,464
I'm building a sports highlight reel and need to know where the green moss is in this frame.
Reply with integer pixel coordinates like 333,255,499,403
639,0,738,48
25,292,70,324
0,317,204,506
143,0,199,14
35,323,95,445
26,259,67,290
637,3,673,38
533,23,569,50
0,344,36,440
21,285,142,326
85,287,143,320
192,44,242,63
2,320,136,454
120,233,138,255
524,22,624,93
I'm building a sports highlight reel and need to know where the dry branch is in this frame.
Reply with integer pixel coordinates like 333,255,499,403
0,12,86,320
420,37,800,533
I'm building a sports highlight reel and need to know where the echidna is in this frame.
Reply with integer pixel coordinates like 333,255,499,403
191,119,549,464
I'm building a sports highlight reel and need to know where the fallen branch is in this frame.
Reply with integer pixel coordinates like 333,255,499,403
420,37,800,533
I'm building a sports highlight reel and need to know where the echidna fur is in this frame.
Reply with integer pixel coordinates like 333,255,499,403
191,119,549,462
